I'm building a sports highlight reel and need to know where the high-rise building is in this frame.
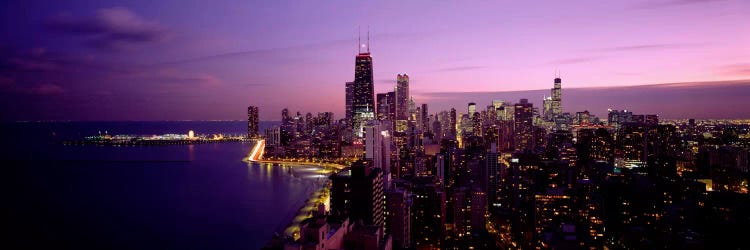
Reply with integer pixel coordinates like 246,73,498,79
247,106,259,138
514,99,534,151
468,102,477,117
411,177,446,248
281,108,294,146
436,154,446,185
365,120,391,187
396,74,409,121
376,92,390,121
486,143,501,207
330,160,384,227
345,81,354,125
542,96,553,121
450,108,457,137
386,188,411,249
408,97,417,121
551,76,562,117
351,44,375,138
375,91,396,122
421,103,429,132
607,109,633,129
265,126,281,146
534,188,572,247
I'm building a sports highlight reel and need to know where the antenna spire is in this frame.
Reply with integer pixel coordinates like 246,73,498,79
358,26,361,54
367,25,370,53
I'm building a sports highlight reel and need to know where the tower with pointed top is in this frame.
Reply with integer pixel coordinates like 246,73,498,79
351,28,375,138
551,74,562,118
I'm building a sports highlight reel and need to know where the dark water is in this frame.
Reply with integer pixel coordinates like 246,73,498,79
0,121,321,250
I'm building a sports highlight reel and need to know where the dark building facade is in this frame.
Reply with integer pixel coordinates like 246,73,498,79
351,51,375,137
247,106,259,138
514,99,534,152
330,160,384,227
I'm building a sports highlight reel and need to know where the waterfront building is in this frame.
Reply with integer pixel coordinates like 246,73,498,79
289,216,350,250
247,106,259,138
330,160,384,227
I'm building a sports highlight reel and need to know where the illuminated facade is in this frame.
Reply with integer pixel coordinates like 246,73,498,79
345,81,354,125
551,77,562,118
375,91,395,121
395,74,409,121
351,51,375,138
514,99,534,151
247,106,259,138
364,120,391,186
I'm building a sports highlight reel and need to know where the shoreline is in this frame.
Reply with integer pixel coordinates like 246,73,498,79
282,182,330,240
243,159,343,241
243,159,347,170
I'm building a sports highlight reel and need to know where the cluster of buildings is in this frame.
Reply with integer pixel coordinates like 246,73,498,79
253,40,750,249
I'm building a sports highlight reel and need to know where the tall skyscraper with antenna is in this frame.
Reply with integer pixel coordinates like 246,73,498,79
551,72,562,118
351,28,375,138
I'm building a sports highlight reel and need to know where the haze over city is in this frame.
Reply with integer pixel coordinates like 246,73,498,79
1,0,749,121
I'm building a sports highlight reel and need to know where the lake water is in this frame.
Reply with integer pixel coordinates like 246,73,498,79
1,121,323,249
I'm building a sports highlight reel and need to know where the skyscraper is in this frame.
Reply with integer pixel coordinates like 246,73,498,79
514,99,534,151
330,160,384,227
396,74,409,121
365,120,391,187
345,81,354,125
468,102,477,117
386,188,411,249
486,143,501,207
350,43,375,138
376,93,389,121
247,106,259,138
551,76,562,118
421,103,429,132
543,96,553,121
375,91,395,121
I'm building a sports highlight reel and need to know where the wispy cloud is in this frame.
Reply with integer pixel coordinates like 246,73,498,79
0,81,66,96
593,43,701,52
547,56,603,65
46,7,169,51
155,30,441,66
135,69,222,87
719,63,750,76
242,83,268,88
377,78,397,84
434,66,487,72
154,39,352,66
633,0,727,9
24,84,66,95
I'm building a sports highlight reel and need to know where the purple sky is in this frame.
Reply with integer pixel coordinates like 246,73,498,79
1,0,748,121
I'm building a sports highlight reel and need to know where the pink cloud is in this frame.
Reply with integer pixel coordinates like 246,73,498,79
720,63,750,76
26,84,66,95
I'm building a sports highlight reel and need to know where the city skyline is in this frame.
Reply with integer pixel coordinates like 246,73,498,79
1,0,749,121
4,2,750,249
